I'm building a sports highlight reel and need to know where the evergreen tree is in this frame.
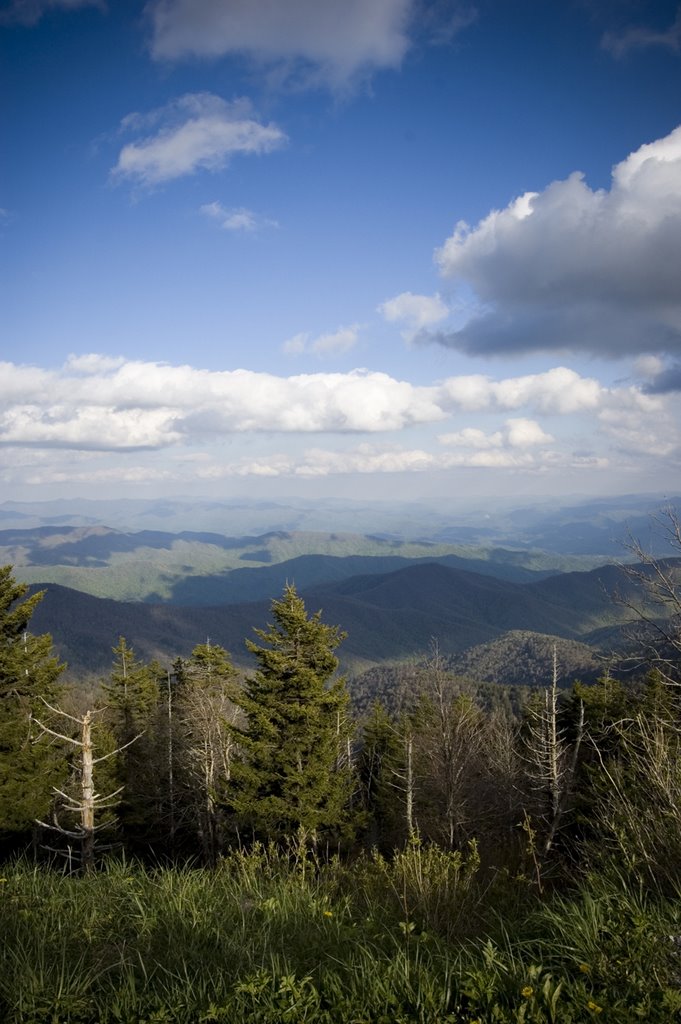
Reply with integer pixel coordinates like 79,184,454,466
0,566,65,840
359,701,411,851
101,637,163,850
232,585,353,844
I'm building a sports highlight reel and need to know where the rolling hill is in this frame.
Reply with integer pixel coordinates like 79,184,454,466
27,557,666,680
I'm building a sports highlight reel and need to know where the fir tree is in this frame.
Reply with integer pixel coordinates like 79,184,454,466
359,701,410,851
101,637,163,850
0,566,65,840
232,585,353,844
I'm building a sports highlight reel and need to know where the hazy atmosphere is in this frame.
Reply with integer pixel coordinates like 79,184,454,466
3,0,681,503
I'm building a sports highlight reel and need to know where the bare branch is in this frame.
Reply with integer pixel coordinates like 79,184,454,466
93,732,144,763
30,716,83,747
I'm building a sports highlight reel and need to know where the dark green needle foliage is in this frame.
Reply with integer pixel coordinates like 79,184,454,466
101,637,163,849
232,585,354,843
0,566,65,841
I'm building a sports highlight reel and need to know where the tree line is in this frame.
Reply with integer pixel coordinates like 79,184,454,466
1,548,680,892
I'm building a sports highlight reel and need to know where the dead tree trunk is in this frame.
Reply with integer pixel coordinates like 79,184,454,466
523,646,584,858
31,701,142,872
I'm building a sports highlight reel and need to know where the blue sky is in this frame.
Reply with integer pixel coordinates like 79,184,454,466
2,0,681,505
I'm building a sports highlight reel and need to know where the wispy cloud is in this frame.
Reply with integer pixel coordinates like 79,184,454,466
200,201,278,233
602,6,681,58
378,291,448,341
111,93,286,187
433,125,681,359
282,324,362,357
0,0,102,26
147,0,413,90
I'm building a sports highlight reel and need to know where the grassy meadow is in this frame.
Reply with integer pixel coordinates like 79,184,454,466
2,842,681,1023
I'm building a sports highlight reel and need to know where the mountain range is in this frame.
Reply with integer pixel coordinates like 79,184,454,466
7,494,679,689
27,557,671,683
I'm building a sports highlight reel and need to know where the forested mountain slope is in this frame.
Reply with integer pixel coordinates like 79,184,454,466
4,524,578,603
29,557,671,677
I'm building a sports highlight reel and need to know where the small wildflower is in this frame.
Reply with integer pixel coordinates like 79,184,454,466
323,910,333,918
579,963,590,973
521,986,534,998
587,1001,603,1014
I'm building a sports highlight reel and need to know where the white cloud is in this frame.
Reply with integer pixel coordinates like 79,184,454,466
201,441,607,479
439,418,553,450
0,358,444,447
200,201,278,232
112,93,286,187
0,0,102,26
434,125,681,358
439,367,602,414
505,418,554,448
438,426,503,450
147,0,413,89
282,324,361,357
281,333,308,356
597,388,681,459
633,354,665,381
0,360,625,443
65,353,127,374
1,357,678,489
2,441,614,490
378,290,448,340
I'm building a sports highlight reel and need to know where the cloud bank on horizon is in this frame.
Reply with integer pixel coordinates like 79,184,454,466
2,0,681,501
0,356,673,491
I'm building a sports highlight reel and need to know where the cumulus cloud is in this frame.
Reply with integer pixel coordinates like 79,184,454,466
378,290,448,341
438,367,603,414
111,93,286,187
200,201,278,232
602,7,681,58
0,358,444,448
147,0,413,89
434,125,681,358
0,357,676,486
0,360,616,443
282,324,361,357
439,418,553,450
0,0,102,26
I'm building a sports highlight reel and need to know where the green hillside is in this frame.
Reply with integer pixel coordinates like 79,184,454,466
4,525,615,603
28,557,667,679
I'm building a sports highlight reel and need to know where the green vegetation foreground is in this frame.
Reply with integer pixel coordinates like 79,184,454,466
2,844,681,1023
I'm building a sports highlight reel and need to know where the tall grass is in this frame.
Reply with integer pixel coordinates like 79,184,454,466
1,845,680,1022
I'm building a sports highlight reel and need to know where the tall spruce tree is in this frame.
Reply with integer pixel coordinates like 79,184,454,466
0,566,65,840
101,637,163,850
232,585,353,844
